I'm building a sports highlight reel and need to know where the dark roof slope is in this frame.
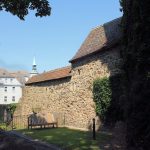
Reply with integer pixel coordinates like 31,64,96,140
26,66,71,85
70,17,122,62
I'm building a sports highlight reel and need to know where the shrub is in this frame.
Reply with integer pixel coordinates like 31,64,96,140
0,123,6,130
6,104,17,116
93,77,111,121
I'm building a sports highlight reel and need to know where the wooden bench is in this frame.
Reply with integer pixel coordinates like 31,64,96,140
28,112,58,129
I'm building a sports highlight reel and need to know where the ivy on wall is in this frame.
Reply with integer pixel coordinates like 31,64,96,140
93,77,111,121
93,74,124,125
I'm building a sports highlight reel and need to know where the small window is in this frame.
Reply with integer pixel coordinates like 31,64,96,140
4,87,7,92
10,78,13,82
12,96,15,101
12,87,15,91
5,78,7,82
4,96,7,102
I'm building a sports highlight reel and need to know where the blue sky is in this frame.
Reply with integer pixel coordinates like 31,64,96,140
0,0,122,73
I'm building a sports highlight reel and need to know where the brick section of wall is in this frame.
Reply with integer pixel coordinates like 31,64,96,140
14,46,122,130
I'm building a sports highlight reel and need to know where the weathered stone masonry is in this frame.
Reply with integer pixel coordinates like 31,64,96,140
14,18,122,130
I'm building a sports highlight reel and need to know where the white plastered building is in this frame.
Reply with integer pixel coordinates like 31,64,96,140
0,74,22,105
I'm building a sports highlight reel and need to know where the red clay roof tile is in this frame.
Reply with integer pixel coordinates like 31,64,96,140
26,66,71,85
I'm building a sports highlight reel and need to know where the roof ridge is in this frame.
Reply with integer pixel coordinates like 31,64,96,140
91,17,122,31
38,66,71,76
70,17,122,63
91,24,103,31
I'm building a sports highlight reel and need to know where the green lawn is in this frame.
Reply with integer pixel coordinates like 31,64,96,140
17,127,112,150
0,123,6,130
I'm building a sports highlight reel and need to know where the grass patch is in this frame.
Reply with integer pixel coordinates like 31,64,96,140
0,122,16,131
17,127,112,150
0,123,7,130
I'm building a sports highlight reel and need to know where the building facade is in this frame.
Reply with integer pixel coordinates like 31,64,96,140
0,74,22,105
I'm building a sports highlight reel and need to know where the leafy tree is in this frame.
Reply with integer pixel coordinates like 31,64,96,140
120,0,150,149
0,0,51,20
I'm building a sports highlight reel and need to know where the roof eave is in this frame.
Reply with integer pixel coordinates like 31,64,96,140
25,75,71,85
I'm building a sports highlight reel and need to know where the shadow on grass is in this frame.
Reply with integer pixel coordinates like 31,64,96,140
0,133,36,150
17,127,112,150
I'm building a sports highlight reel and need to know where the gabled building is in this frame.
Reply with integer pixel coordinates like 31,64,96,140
15,18,123,130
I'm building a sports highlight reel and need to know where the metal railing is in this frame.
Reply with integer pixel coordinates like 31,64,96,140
11,115,29,129
11,112,65,130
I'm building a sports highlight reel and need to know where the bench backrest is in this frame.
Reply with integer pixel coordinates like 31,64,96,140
28,113,55,125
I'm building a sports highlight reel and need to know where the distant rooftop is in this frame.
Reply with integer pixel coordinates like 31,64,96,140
0,71,14,78
70,17,122,62
0,68,29,85
26,66,71,85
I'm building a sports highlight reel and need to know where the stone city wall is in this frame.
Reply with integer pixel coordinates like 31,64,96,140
14,46,122,130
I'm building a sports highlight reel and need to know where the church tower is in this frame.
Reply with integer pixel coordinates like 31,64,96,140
30,57,38,77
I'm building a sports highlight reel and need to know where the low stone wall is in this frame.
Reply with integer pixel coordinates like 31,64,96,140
14,46,122,130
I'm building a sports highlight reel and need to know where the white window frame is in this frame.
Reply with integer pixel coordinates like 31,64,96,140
12,86,15,91
4,96,7,102
12,96,15,101
4,87,7,92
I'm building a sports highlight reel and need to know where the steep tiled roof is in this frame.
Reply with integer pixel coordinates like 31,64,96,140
26,66,71,85
70,18,122,62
